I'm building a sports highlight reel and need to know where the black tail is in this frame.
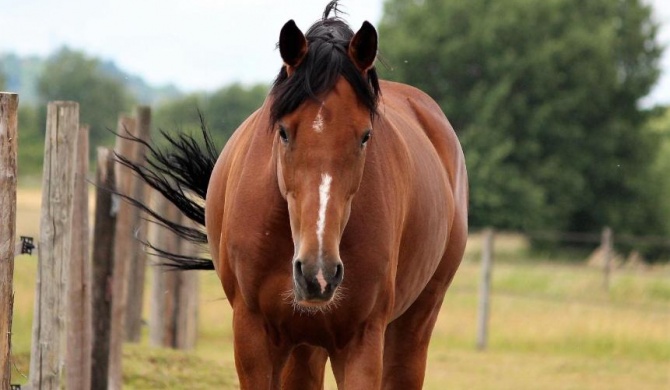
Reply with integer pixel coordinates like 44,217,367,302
113,112,217,270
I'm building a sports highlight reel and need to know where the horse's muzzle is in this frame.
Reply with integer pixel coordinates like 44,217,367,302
292,259,343,302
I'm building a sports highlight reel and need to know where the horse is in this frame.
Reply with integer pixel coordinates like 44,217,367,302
118,2,468,388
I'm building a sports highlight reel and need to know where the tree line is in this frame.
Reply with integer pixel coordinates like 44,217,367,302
379,0,670,250
0,48,268,174
2,0,669,256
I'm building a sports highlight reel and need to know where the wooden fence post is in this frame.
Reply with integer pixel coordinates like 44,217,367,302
90,147,116,390
149,191,180,348
29,101,79,389
476,228,494,351
175,214,199,350
602,226,613,290
125,106,151,343
108,116,136,390
148,195,201,350
66,125,91,390
0,92,19,388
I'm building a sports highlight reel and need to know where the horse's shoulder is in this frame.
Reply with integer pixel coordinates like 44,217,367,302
379,80,456,143
379,80,442,113
207,105,267,224
378,80,467,210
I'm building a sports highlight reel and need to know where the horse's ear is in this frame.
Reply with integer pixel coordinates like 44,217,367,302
279,20,308,72
349,21,378,73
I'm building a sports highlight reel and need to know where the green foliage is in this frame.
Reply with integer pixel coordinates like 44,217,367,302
0,69,5,90
17,105,44,175
379,0,664,238
9,46,266,176
205,83,268,141
645,107,670,235
154,83,268,148
37,47,135,153
154,94,206,135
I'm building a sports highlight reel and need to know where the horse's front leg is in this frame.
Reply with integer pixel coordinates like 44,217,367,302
233,306,289,389
329,320,386,389
281,344,329,389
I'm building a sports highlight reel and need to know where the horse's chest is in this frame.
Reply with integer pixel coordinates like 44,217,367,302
222,195,294,299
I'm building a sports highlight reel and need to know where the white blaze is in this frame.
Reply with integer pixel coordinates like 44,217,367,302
312,105,324,133
316,173,332,261
315,268,327,293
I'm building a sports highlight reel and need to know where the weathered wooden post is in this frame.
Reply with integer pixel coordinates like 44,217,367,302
29,101,79,389
90,147,116,390
0,92,19,388
175,214,199,350
148,193,201,350
602,226,613,290
149,191,180,348
108,116,136,390
125,106,151,343
476,228,494,351
66,125,91,390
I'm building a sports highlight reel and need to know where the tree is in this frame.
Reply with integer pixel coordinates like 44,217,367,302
153,83,268,148
379,0,664,237
37,47,134,151
645,107,670,236
0,63,44,175
205,83,268,143
17,105,43,174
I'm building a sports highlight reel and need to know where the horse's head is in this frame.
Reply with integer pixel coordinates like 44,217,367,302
270,16,379,311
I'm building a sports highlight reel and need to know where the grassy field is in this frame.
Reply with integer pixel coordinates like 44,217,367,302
9,186,670,389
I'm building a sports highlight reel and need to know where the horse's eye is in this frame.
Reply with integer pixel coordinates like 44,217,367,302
361,130,372,146
279,126,289,143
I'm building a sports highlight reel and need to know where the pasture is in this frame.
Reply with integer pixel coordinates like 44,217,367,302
10,186,670,389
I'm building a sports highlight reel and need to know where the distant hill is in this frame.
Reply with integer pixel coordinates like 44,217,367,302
0,51,183,106
1,53,43,103
98,59,182,105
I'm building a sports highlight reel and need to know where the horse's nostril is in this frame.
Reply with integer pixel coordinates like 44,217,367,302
333,263,344,284
293,259,304,277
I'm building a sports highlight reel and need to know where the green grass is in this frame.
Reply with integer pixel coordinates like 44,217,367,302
9,188,670,388
122,345,238,389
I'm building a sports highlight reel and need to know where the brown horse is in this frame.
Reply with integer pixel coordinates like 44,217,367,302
204,8,467,390
119,2,467,388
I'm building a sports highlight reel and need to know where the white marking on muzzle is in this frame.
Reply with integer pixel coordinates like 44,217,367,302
316,173,332,262
315,268,327,294
312,105,324,133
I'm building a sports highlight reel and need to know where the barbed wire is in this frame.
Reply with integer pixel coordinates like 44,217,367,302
13,236,37,258
471,228,670,249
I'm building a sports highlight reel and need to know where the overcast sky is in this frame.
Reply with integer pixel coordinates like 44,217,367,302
1,0,669,106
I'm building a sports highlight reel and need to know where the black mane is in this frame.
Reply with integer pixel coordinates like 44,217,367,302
269,1,380,124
